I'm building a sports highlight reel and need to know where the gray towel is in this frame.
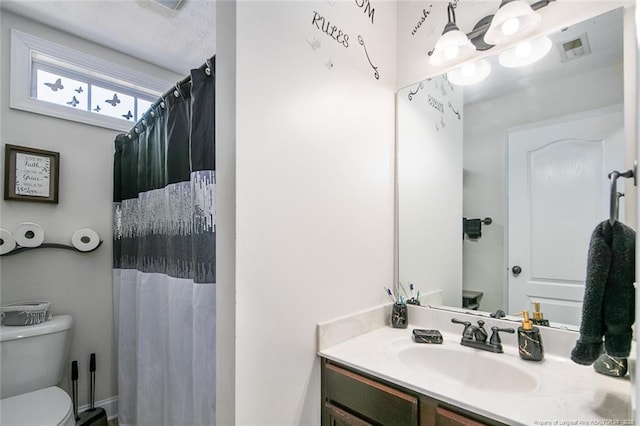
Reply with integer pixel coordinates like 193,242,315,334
571,220,636,365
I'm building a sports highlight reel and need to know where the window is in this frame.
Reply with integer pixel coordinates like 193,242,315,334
11,30,174,132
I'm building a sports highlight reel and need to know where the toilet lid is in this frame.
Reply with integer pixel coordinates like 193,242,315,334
0,386,74,426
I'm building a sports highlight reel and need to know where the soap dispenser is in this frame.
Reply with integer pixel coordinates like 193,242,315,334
531,302,549,326
517,311,544,361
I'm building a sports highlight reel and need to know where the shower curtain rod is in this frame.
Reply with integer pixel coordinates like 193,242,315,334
126,55,215,138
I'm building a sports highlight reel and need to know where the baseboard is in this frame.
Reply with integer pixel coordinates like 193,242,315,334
78,396,118,420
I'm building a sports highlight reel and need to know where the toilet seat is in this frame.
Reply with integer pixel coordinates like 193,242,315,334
0,386,75,426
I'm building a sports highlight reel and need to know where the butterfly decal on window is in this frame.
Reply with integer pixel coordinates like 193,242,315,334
122,110,132,120
105,94,121,107
93,105,101,112
44,78,64,92
67,96,80,107
75,87,83,94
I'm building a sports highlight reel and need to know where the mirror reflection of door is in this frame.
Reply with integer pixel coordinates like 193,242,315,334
507,105,625,324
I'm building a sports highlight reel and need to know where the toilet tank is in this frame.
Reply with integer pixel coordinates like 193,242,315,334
0,315,73,399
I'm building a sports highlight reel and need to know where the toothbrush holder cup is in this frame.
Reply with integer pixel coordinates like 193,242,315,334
391,303,408,328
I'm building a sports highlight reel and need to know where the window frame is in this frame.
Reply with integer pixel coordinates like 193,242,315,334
10,29,173,132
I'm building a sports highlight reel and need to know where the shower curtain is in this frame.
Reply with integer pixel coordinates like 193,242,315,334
112,59,216,425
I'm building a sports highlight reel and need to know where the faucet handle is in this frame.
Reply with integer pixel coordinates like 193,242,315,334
489,326,515,346
451,318,473,338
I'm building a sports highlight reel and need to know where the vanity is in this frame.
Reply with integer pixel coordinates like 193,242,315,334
318,305,633,426
322,358,503,426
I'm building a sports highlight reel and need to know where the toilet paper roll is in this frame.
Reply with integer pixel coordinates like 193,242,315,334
0,228,16,255
71,228,100,252
14,222,45,248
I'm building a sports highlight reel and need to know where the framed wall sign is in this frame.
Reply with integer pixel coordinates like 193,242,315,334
4,144,59,203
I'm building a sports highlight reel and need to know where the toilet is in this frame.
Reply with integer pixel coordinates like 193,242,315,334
0,315,75,426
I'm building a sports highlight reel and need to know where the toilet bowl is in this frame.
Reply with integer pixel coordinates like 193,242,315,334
0,315,75,426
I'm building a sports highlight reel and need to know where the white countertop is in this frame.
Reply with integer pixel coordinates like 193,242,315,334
319,320,633,425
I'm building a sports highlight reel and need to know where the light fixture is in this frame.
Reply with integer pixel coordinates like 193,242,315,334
484,0,541,46
498,36,552,67
447,59,492,86
429,3,476,67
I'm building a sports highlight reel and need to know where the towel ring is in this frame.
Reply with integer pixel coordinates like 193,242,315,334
608,164,636,225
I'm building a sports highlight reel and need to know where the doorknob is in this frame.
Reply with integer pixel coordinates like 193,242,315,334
512,265,522,275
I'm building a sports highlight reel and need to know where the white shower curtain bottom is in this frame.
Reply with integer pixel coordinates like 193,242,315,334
113,269,216,426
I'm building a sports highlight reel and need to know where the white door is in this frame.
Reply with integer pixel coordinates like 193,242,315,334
507,105,625,325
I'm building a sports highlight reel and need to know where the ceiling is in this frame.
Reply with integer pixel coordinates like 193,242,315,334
1,0,216,76
0,1,621,102
462,6,624,105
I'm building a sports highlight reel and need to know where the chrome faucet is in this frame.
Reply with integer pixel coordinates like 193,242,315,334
451,318,514,353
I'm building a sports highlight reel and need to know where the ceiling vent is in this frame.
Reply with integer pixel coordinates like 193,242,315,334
557,33,592,62
149,0,185,10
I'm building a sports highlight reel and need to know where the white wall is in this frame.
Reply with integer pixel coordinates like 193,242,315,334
0,10,181,408
463,62,624,313
230,1,396,423
396,76,463,306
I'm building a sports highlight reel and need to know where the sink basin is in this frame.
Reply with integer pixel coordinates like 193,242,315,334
391,343,538,394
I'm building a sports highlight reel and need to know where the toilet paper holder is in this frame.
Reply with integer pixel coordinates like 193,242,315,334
0,241,104,256
0,227,102,257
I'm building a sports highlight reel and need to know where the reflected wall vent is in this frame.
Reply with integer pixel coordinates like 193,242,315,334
557,33,592,62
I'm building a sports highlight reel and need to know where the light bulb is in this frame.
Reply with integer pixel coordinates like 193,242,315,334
443,44,460,60
448,59,491,86
461,62,476,77
515,40,532,58
501,17,520,36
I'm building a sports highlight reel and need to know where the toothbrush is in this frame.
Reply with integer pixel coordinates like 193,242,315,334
409,282,415,298
384,287,396,303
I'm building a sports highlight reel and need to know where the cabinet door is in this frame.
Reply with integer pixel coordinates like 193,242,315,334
434,406,488,426
324,361,418,426
325,402,374,426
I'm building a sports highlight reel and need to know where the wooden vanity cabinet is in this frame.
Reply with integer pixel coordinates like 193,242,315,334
321,358,505,426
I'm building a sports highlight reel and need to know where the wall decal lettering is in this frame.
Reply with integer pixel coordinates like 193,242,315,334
443,74,454,92
408,82,424,101
428,94,444,114
448,101,461,119
357,35,379,80
411,4,433,36
355,0,375,24
312,11,350,48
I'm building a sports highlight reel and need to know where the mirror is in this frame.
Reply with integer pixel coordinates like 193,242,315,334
396,7,628,329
